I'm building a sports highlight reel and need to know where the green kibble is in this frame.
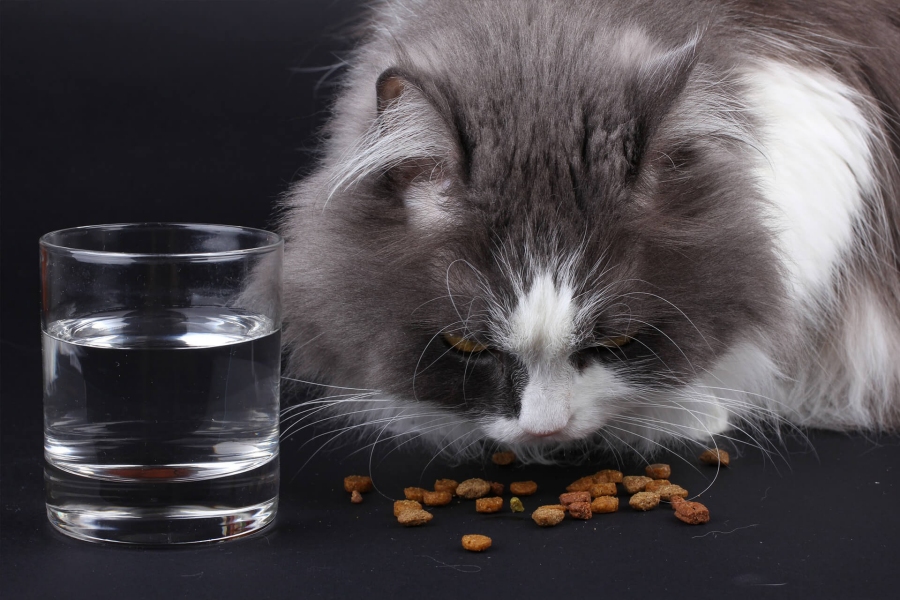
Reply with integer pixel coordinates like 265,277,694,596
510,497,524,513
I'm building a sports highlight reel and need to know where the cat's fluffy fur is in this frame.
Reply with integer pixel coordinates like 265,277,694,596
278,0,900,461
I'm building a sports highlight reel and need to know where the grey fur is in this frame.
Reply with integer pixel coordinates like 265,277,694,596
278,0,900,457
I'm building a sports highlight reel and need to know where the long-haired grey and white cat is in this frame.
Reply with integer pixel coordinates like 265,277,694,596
277,0,900,463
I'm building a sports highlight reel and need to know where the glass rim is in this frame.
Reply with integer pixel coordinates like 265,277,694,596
39,222,283,259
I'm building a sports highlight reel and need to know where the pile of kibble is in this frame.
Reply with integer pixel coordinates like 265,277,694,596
343,448,729,552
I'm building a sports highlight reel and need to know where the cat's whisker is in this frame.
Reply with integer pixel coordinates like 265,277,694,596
279,376,377,392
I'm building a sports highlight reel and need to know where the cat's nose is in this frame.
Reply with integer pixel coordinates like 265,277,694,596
521,426,566,438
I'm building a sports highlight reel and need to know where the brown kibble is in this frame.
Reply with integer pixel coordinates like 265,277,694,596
434,478,459,495
491,451,516,466
588,482,617,498
509,481,538,496
538,504,568,511
351,490,364,504
568,501,592,520
643,479,671,493
344,475,373,493
559,491,591,506
594,469,624,484
629,491,661,511
509,497,525,512
591,496,619,514
645,463,671,479
393,499,422,516
397,508,433,526
490,481,505,496
404,487,427,502
657,484,689,501
622,476,654,494
475,497,504,513
673,499,710,525
532,506,565,526
699,448,730,467
461,534,492,552
422,490,452,506
456,478,492,499
565,476,596,492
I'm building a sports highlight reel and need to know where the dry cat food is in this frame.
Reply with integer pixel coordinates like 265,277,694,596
393,500,422,517
538,504,567,511
590,496,618,513
456,478,492,499
629,491,661,511
404,487,427,502
509,481,538,496
491,451,516,466
589,482,617,498
699,448,730,467
645,464,672,479
397,508,433,526
622,476,653,494
422,490,453,506
643,479,671,493
671,497,710,525
532,506,566,527
594,469,624,483
475,497,504,513
461,534,493,552
559,491,591,506
490,481,505,496
434,478,459,495
509,497,525,512
351,490,364,504
656,484,689,501
565,476,596,492
568,501,592,520
344,475,373,493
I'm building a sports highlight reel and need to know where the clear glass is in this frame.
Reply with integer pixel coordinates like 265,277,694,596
40,223,282,544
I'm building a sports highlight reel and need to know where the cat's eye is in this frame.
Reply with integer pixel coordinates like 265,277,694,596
596,335,633,348
443,332,488,354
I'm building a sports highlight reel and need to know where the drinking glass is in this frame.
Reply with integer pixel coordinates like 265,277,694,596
40,223,282,544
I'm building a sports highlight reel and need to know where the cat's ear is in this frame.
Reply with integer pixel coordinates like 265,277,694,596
371,69,459,226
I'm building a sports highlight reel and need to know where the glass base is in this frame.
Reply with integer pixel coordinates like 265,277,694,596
46,497,277,545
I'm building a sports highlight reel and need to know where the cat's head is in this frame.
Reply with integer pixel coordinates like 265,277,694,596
281,3,786,458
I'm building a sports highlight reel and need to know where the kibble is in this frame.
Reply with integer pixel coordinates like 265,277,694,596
559,491,591,506
699,448,730,467
491,451,516,466
622,476,654,494
568,501,592,520
393,499,422,516
509,481,538,496
351,490,364,504
589,482,617,498
344,475,373,493
645,464,671,479
475,497,504,513
422,490,452,506
538,504,568,511
434,478,459,495
629,491,661,511
644,479,671,493
591,496,619,513
509,497,525,512
456,478,492,499
672,497,710,525
404,487,427,502
397,508,433,526
565,476,596,492
532,506,565,526
490,481,505,496
656,484,689,502
594,469,624,483
461,534,492,552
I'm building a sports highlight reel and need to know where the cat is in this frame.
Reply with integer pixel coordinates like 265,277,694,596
275,0,900,462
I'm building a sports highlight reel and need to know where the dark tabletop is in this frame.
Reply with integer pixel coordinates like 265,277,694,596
2,2,898,599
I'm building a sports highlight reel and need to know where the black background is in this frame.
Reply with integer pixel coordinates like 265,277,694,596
2,2,898,599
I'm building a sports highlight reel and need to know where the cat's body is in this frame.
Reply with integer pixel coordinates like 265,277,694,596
278,0,900,460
